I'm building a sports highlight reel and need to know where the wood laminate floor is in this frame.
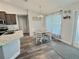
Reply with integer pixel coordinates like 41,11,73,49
16,36,79,59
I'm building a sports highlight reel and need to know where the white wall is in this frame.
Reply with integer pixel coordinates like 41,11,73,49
60,2,79,45
28,11,46,36
28,11,39,36
65,2,79,11
61,11,74,45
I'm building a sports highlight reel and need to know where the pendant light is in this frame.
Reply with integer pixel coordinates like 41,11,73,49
37,5,43,18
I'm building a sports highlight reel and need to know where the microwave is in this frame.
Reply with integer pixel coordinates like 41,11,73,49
0,20,4,24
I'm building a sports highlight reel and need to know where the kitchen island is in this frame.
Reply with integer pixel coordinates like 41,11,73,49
0,30,23,59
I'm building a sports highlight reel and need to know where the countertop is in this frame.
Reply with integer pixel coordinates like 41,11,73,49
0,30,23,46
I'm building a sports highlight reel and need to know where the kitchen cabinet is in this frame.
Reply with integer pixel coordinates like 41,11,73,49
0,11,6,23
5,14,11,25
0,11,16,25
0,11,6,20
10,14,16,24
0,39,20,59
5,14,16,25
0,30,23,59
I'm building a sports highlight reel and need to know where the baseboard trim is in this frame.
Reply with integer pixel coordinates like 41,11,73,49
57,39,71,45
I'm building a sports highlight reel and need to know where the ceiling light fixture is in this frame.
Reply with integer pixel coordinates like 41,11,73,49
37,5,43,18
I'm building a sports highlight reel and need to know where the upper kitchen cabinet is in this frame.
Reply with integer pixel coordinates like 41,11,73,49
10,14,16,24
0,11,16,25
0,11,6,23
0,11,6,19
5,14,16,25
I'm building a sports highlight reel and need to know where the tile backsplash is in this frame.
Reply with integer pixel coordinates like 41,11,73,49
7,25,19,31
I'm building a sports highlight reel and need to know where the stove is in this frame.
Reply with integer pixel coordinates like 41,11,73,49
0,24,8,35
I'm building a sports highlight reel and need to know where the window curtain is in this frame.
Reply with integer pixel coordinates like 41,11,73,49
45,13,62,35
74,15,79,45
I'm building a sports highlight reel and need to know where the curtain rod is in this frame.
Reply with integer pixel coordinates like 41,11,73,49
46,10,63,16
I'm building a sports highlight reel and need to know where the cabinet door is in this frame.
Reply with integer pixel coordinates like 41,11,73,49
5,14,16,25
10,14,16,24
0,11,6,23
5,14,11,25
0,11,6,19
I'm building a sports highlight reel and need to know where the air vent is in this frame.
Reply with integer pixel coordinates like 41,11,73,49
24,0,28,2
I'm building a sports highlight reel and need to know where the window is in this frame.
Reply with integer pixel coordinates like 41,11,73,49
45,13,62,38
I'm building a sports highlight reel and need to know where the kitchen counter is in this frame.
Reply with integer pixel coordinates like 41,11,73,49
0,30,23,46
0,30,23,59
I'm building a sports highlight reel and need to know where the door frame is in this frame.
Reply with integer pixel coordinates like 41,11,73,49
72,11,79,47
17,15,30,35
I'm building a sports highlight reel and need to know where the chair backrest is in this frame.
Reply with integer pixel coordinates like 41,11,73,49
36,33,42,38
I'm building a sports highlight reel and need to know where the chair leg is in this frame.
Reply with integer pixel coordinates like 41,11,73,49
40,38,43,44
36,38,38,44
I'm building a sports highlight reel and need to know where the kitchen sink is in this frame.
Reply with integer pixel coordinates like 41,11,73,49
3,30,14,35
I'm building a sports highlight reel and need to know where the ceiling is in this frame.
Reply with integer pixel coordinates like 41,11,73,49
1,0,79,14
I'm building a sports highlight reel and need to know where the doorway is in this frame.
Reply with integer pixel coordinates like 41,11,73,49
17,15,29,36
